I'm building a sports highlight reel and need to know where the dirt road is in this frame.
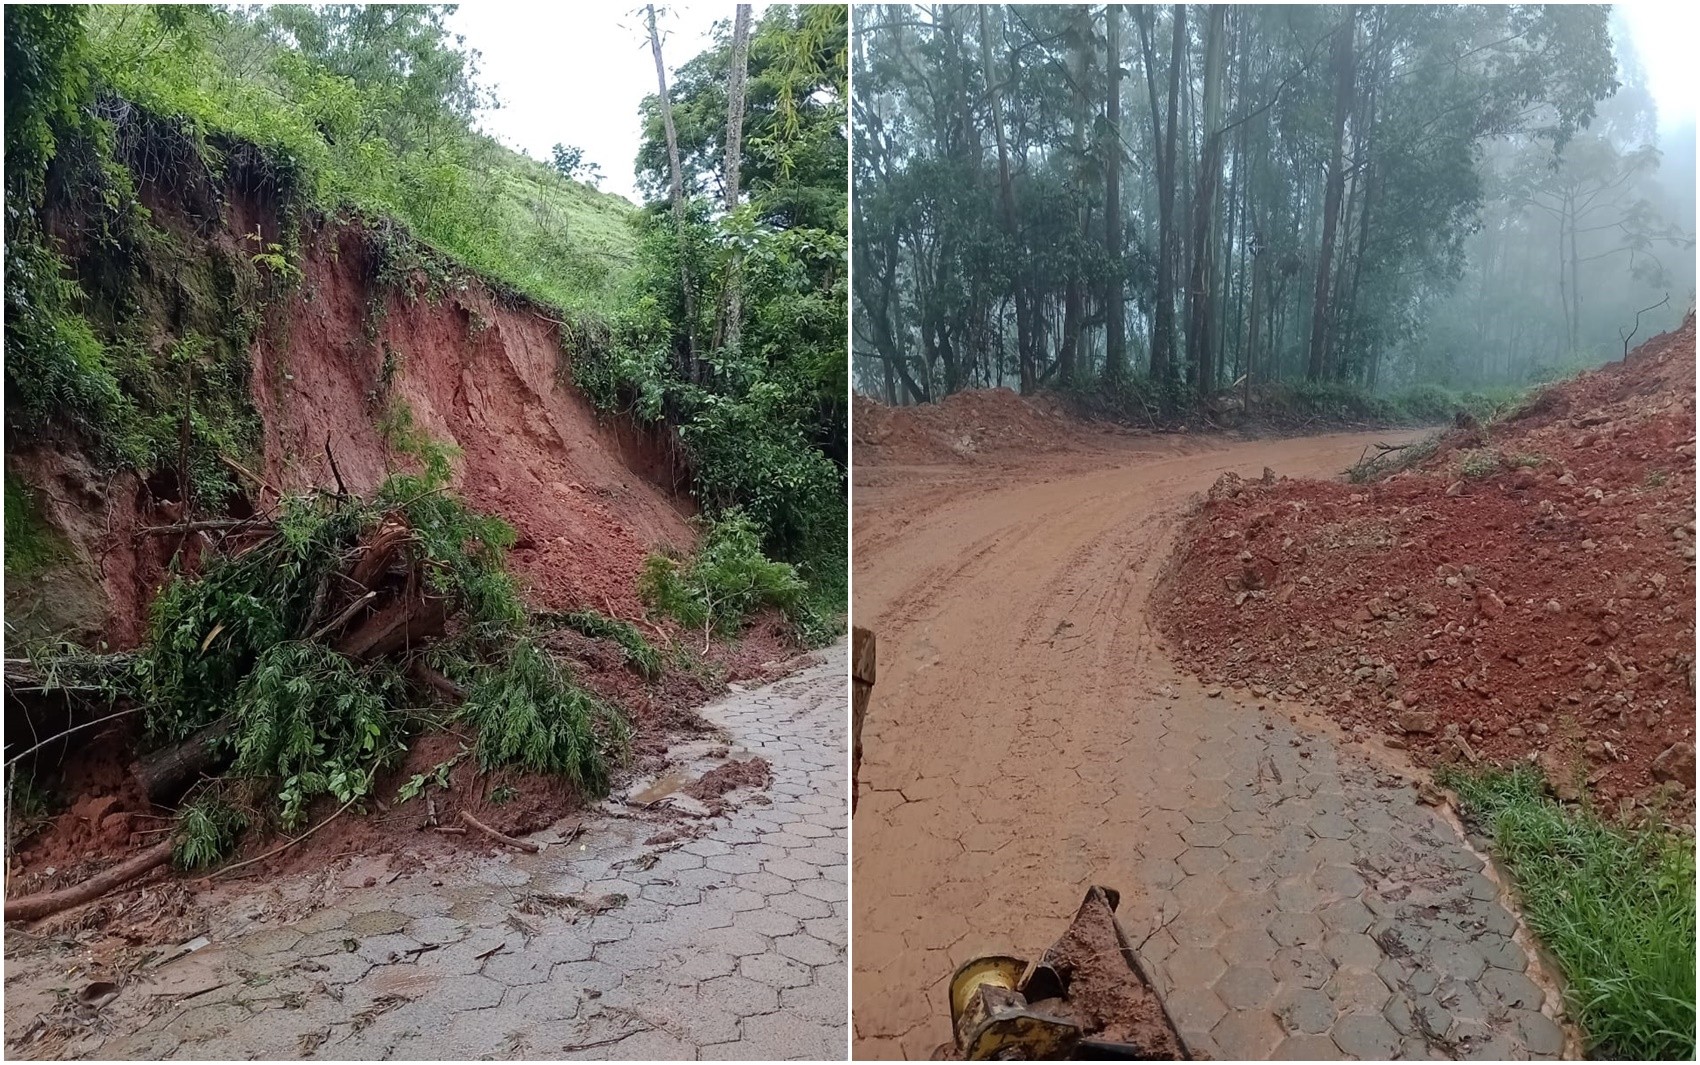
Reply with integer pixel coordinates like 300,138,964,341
852,431,1568,1060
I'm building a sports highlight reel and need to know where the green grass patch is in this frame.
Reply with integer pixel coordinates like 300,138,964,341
1440,766,1696,1059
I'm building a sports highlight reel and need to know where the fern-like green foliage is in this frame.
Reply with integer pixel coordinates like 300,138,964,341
232,643,401,829
639,510,805,640
172,794,248,870
459,639,627,789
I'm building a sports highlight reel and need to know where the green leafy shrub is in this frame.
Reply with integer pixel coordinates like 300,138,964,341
231,643,402,828
639,510,805,640
459,638,627,789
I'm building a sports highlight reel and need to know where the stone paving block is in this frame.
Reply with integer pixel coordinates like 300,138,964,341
1272,945,1335,989
1212,1009,1285,1058
1273,986,1336,1035
1520,1011,1565,1057
1268,911,1325,948
1214,963,1278,1011
1274,1032,1348,1059
1217,926,1279,965
1333,1011,1404,1058
1162,986,1228,1037
774,932,840,967
1430,941,1488,983
1164,946,1229,989
1480,966,1543,1010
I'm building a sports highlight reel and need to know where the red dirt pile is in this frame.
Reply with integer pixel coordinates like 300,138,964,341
1157,313,1696,813
854,388,1122,466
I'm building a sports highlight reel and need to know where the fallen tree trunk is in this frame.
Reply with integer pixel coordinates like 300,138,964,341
4,841,174,923
133,717,233,803
337,595,447,660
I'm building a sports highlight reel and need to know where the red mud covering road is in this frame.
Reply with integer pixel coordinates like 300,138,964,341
1157,314,1697,813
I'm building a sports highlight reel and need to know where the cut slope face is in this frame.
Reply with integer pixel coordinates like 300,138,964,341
251,224,693,622
7,155,692,649
1157,314,1697,812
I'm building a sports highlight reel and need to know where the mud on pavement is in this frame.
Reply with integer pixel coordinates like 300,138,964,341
852,422,1575,1060
4,648,847,1061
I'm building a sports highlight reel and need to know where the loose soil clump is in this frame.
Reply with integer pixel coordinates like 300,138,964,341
1156,314,1696,815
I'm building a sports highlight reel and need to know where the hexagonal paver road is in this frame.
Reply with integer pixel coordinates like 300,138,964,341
6,649,847,1061
852,439,1572,1061
858,662,1568,1061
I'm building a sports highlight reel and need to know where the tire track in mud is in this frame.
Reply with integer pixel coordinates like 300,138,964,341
852,430,1567,1060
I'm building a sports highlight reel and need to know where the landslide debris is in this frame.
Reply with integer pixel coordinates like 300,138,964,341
1157,313,1696,814
853,388,1114,466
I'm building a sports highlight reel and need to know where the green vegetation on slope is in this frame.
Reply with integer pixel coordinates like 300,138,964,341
81,4,635,315
584,6,849,638
7,5,839,641
2,4,635,535
1441,766,1696,1060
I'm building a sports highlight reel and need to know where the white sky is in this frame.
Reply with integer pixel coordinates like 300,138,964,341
1616,1,1697,133
446,4,750,204
447,2,1695,204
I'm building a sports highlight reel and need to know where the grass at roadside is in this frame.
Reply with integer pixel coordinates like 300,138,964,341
1440,766,1695,1059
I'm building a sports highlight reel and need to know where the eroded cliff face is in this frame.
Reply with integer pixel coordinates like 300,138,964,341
7,149,691,648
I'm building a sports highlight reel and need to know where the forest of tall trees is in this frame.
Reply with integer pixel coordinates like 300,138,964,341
851,4,1695,410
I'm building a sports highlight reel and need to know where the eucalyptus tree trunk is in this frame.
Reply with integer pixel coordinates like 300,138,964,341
1137,5,1185,397
717,4,753,358
1059,5,1092,388
1185,4,1226,397
1104,4,1127,383
1306,5,1354,381
647,4,698,384
979,5,1036,393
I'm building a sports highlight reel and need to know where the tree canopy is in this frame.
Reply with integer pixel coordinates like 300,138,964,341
852,4,1691,412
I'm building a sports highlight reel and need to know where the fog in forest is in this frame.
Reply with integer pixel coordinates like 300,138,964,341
850,4,1697,410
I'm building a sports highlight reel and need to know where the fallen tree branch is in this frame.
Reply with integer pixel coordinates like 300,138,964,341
133,717,234,803
459,810,541,853
211,791,362,879
409,661,466,702
307,590,377,643
325,433,348,497
4,840,173,923
135,518,273,538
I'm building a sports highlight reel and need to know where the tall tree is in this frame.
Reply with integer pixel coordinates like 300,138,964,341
979,5,1036,393
716,4,753,357
1306,5,1354,381
1103,4,1126,384
1185,4,1227,395
646,4,698,383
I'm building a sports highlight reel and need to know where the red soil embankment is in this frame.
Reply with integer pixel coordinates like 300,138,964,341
250,224,693,623
1157,314,1697,811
